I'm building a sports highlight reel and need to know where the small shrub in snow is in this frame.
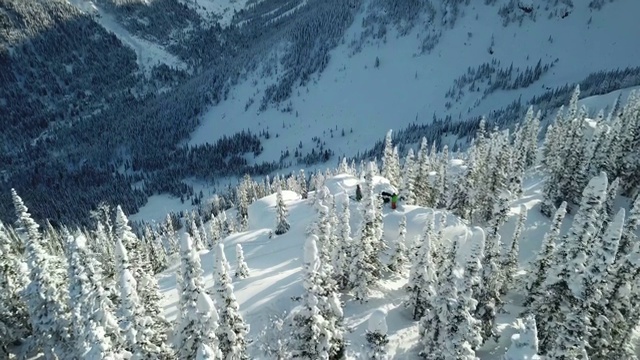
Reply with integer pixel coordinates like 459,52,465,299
235,244,250,279
365,309,389,360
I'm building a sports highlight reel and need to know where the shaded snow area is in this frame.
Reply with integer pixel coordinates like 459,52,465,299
65,0,187,75
190,0,640,165
156,171,556,359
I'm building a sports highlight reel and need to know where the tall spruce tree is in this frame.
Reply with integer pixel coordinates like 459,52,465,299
465,227,486,310
539,172,608,357
290,235,333,359
0,221,30,350
115,237,149,359
235,244,250,279
349,162,385,301
68,233,124,359
115,206,173,358
334,195,352,290
586,209,625,359
214,244,249,359
275,184,291,235
388,215,408,274
174,233,221,359
400,148,416,205
13,189,73,359
523,202,567,308
381,130,400,188
405,212,437,320
501,205,527,296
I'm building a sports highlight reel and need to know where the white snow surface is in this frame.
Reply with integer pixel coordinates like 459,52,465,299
368,308,388,335
153,171,584,359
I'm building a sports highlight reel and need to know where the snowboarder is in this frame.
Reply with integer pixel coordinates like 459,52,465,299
391,193,398,210
356,184,363,202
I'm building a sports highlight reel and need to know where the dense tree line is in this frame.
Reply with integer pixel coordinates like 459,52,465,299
354,66,640,165
445,58,555,104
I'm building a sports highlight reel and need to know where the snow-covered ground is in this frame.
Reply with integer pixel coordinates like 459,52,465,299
65,0,188,75
190,0,640,165
156,170,582,358
578,85,640,117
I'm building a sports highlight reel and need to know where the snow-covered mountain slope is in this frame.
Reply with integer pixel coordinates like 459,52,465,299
130,84,637,223
65,0,187,74
190,0,640,163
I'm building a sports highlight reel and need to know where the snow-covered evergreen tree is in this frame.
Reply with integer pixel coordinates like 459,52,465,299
174,233,221,359
214,244,249,359
539,172,608,357
333,195,352,290
503,316,540,360
476,190,507,343
208,215,222,250
290,235,332,359
421,234,479,359
13,189,73,359
115,206,173,358
237,175,251,231
523,108,541,168
68,232,125,358
501,205,526,296
435,145,449,208
414,137,434,207
509,124,527,198
349,162,385,301
388,215,408,274
601,176,620,231
399,148,416,205
338,157,350,174
115,237,147,359
464,227,485,308
616,192,640,260
189,217,205,251
586,208,625,359
523,202,567,308
381,130,400,188
235,244,250,279
162,213,179,255
451,232,482,358
298,169,309,199
365,309,389,360
275,184,291,235
405,212,437,320
0,221,30,350
310,197,345,359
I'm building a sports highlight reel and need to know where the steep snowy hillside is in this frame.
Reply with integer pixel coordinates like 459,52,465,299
191,0,640,163
67,0,187,74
